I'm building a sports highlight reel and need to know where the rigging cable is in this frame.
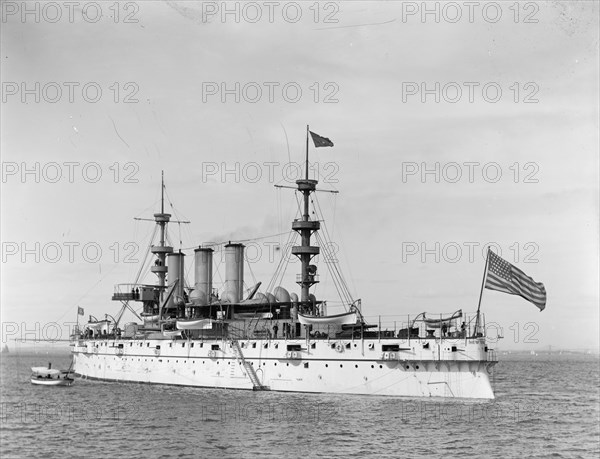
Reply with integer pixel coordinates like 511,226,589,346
312,194,355,308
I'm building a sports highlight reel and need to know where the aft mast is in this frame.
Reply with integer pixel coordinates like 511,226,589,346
291,125,321,312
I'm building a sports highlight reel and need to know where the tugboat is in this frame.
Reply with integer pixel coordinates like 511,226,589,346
70,128,517,398
30,363,74,387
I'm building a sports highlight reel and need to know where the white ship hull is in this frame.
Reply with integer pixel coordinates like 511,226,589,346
72,336,496,399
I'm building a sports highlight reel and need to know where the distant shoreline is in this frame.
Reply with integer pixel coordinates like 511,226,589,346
1,347,598,361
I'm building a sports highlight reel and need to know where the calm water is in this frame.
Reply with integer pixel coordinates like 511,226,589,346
1,350,598,458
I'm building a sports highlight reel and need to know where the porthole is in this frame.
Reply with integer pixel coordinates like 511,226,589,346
416,365,420,370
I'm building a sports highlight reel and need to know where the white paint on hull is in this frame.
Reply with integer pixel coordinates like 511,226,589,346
73,337,496,399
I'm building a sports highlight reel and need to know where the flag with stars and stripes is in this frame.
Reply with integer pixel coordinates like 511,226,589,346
484,250,547,311
309,131,334,148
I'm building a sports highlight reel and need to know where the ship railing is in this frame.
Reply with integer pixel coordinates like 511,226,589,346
295,274,320,283
112,283,158,301
361,312,486,340
113,283,156,292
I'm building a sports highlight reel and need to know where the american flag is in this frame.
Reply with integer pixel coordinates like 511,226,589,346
484,250,547,311
77,306,84,316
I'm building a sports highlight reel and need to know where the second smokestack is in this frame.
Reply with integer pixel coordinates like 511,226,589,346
224,243,244,303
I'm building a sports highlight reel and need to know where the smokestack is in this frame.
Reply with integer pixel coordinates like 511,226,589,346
193,247,213,305
167,251,186,300
224,243,244,303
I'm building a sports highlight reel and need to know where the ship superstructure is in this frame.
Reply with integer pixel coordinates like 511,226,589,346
72,130,498,398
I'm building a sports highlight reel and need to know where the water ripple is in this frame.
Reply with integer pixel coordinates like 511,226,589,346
1,353,598,458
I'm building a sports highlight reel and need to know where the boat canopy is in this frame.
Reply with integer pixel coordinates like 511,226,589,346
31,367,61,376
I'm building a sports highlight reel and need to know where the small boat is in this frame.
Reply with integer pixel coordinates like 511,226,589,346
233,312,273,319
30,364,74,386
162,329,182,338
298,310,357,326
419,309,463,328
86,319,111,330
176,318,213,330
140,313,160,321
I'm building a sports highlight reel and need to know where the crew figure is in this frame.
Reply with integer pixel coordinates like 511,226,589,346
273,323,279,339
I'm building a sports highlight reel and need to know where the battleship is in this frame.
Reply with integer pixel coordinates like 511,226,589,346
72,129,500,398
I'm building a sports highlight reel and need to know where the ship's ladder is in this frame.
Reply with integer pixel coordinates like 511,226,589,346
248,315,269,339
230,339,269,391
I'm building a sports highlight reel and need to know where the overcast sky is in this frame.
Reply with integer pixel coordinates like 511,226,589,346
1,1,598,351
